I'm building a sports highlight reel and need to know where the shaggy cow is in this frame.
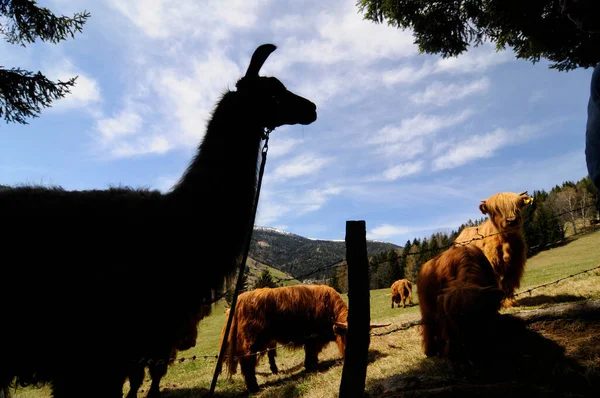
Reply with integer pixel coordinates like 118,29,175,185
417,245,505,359
454,191,533,306
222,285,389,393
390,279,413,309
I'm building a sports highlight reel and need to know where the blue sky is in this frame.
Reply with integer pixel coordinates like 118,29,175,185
0,0,594,246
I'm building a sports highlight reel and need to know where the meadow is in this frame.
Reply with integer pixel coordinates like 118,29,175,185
10,229,600,397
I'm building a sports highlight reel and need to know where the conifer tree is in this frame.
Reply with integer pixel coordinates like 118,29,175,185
0,0,90,125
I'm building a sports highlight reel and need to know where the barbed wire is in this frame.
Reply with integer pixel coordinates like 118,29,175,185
133,263,600,366
133,333,320,366
514,264,600,297
370,266,600,338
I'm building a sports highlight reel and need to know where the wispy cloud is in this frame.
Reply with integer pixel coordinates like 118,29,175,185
410,78,490,106
432,123,542,171
44,57,101,114
271,154,331,181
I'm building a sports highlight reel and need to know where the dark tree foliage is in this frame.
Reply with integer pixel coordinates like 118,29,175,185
357,0,600,71
0,0,90,125
254,269,278,289
225,267,250,307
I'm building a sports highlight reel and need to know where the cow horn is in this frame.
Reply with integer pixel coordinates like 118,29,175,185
334,322,348,330
244,44,277,78
518,191,529,196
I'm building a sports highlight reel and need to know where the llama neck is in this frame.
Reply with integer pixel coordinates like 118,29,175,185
170,91,264,204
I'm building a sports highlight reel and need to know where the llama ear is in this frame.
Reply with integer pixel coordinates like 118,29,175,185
245,44,277,78
479,201,488,215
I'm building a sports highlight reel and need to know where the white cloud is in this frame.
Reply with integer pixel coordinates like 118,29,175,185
368,224,410,240
382,161,425,181
107,0,267,40
256,202,292,226
96,110,143,141
109,136,173,158
382,44,514,87
367,109,474,149
265,3,416,72
434,47,514,74
432,124,542,171
410,78,490,106
267,137,303,160
271,154,331,181
44,58,101,113
256,184,343,226
382,64,435,86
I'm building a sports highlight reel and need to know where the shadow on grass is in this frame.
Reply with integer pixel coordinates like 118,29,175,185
516,294,588,307
366,313,600,397
163,350,388,397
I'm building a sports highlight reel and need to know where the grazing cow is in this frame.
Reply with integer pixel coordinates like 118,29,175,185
222,285,389,393
390,279,413,309
454,191,533,307
417,245,505,359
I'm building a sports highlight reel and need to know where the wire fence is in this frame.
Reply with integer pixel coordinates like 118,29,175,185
136,262,600,366
149,201,599,368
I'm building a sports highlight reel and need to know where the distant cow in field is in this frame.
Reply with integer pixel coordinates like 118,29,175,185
390,279,413,309
417,245,505,360
222,284,389,392
454,191,533,307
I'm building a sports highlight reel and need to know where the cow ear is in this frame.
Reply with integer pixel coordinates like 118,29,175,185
333,322,348,335
479,201,488,215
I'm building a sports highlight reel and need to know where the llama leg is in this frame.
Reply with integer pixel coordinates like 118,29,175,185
267,347,278,374
240,355,259,393
147,361,169,398
126,363,145,398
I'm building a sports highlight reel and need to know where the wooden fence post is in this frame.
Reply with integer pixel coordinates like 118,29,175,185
339,220,370,397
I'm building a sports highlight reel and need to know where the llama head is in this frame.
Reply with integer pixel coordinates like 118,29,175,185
235,43,317,130
478,191,533,231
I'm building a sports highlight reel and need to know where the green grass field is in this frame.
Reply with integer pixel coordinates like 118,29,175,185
9,230,600,397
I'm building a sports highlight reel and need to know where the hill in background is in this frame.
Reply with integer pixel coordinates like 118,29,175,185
249,226,402,281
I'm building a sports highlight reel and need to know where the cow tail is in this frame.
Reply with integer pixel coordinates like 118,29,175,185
225,310,239,376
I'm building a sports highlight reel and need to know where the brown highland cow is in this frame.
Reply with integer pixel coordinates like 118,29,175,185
454,191,533,306
417,245,505,359
390,278,413,309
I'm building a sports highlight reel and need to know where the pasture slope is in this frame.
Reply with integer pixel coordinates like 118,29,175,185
9,230,600,398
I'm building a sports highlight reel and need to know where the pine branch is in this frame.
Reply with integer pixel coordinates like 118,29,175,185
0,0,90,46
0,67,77,124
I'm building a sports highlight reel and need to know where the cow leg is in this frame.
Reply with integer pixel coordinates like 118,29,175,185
267,347,278,374
421,317,439,357
303,341,320,371
126,363,146,398
240,355,260,393
402,295,406,308
391,298,394,309
147,361,168,398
